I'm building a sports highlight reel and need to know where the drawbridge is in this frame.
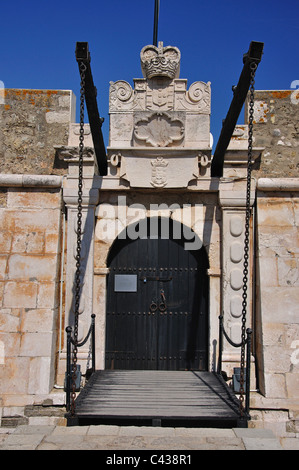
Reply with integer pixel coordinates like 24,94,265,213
66,369,242,428
65,35,263,429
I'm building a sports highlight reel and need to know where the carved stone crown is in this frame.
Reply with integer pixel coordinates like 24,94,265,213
140,42,181,80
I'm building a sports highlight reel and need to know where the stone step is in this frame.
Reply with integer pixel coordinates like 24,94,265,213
0,424,290,451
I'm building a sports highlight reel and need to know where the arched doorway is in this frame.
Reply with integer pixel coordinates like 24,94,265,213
105,217,209,371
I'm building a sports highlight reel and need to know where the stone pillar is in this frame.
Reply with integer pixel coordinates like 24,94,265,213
93,268,109,370
219,179,255,373
207,269,221,371
62,198,98,346
57,142,100,370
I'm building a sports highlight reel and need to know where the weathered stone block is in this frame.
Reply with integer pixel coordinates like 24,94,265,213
264,373,287,398
264,345,292,373
28,357,52,394
20,332,54,357
285,373,299,399
3,281,37,308
259,287,299,323
257,257,278,287
20,309,55,333
249,90,299,178
7,189,61,209
262,322,286,346
257,226,299,258
277,256,299,287
0,310,20,332
45,232,60,254
0,89,75,175
11,232,44,254
294,200,299,226
0,208,60,233
8,254,57,281
0,357,30,395
37,283,58,309
0,331,21,358
0,256,7,280
257,200,295,226
0,231,12,253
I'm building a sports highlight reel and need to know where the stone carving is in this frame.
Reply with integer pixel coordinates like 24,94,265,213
198,152,210,176
140,42,181,80
110,152,121,167
109,77,211,115
117,150,200,188
109,80,135,110
219,204,250,345
134,112,184,147
57,146,94,161
230,215,243,237
108,43,212,182
113,80,132,102
230,268,243,291
230,241,243,263
175,81,211,113
146,78,174,110
230,295,242,318
150,157,168,187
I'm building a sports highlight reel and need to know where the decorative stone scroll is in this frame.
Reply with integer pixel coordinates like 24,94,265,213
109,80,143,111
109,79,211,115
174,81,211,114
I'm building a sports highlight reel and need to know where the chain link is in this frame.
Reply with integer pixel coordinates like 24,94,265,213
239,61,257,415
70,61,86,416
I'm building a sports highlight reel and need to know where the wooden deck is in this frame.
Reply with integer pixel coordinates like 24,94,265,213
67,370,244,427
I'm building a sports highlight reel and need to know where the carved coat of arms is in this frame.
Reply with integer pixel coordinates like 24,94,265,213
150,157,168,187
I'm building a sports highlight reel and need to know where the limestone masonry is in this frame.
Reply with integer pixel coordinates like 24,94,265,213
0,43,298,438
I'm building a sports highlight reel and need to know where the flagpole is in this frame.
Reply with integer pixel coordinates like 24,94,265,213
153,0,160,46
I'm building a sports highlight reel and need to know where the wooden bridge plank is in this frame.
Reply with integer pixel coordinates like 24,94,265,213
72,370,241,426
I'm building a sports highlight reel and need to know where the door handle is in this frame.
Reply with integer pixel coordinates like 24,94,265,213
149,300,158,313
159,289,167,312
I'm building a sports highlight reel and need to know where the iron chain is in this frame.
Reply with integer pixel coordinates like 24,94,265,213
239,61,257,415
71,61,86,416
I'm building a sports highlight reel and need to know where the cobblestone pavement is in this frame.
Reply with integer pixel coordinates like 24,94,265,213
0,424,297,451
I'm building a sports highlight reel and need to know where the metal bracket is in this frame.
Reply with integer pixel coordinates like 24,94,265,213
75,42,108,176
211,41,264,177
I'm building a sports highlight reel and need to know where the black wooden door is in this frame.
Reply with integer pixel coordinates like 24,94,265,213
105,218,209,371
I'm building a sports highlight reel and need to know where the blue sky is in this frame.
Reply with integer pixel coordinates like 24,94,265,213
1,0,298,150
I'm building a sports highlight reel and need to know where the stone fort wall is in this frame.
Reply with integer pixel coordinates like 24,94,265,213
0,81,298,437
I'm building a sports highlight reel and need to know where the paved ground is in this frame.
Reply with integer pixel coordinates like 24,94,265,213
0,424,297,451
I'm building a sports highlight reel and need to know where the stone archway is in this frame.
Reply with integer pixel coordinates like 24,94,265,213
92,194,221,372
